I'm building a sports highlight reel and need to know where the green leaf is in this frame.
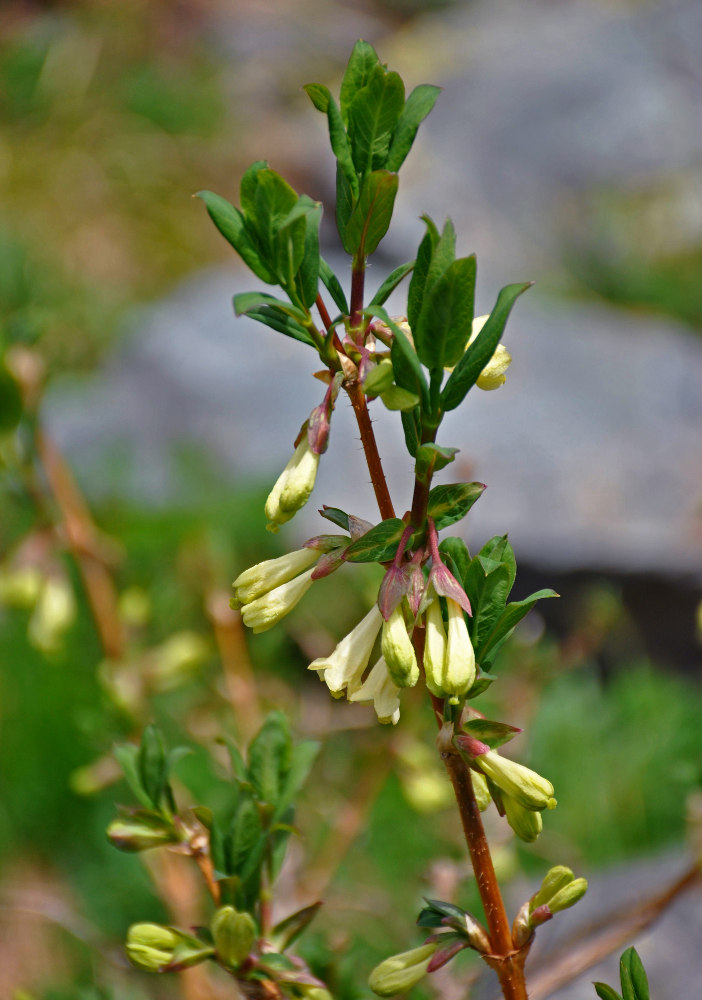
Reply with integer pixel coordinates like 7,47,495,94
401,407,421,457
370,308,428,410
248,712,292,806
273,901,322,951
197,191,275,284
224,790,264,878
427,482,485,531
335,163,354,246
339,40,380,125
138,726,168,811
343,517,407,563
593,985,623,1000
233,291,309,326
414,255,476,370
463,537,516,653
251,168,301,276
369,259,414,307
297,198,322,308
441,281,532,411
407,216,439,331
463,718,520,750
113,744,153,810
0,363,23,432
273,740,320,822
306,85,358,197
620,948,650,1000
342,170,398,257
477,589,558,666
319,256,349,314
241,305,315,347
240,160,271,220
380,386,420,411
319,505,350,531
415,443,458,483
438,537,471,584
347,65,405,175
424,217,456,295
385,84,442,172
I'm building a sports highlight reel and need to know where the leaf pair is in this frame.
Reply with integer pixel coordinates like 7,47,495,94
197,163,322,344
594,947,650,1000
305,40,440,258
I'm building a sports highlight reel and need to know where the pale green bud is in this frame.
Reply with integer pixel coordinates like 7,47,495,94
107,815,179,852
503,793,543,843
240,568,315,633
423,596,447,698
211,906,256,969
530,866,575,912
477,751,556,812
118,586,151,627
444,598,476,701
27,576,76,653
233,547,319,604
546,877,588,913
349,656,401,724
381,607,419,688
368,943,437,997
126,923,214,973
126,924,183,972
151,631,209,689
265,436,319,533
310,605,384,698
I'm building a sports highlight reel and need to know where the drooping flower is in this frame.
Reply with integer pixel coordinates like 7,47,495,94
309,605,383,698
381,605,419,688
265,435,320,533
422,592,475,703
232,547,320,605
502,793,543,843
240,568,316,633
349,656,401,724
368,943,437,997
468,314,512,390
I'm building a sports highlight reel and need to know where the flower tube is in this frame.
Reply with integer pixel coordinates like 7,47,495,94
309,605,383,698
349,656,401,724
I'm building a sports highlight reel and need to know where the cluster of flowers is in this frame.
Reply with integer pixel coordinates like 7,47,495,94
264,315,511,534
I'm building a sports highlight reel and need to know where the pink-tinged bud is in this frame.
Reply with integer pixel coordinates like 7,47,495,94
406,552,426,618
378,564,411,620
307,373,342,455
349,656,401,724
512,902,535,948
348,514,375,540
429,564,471,616
454,733,491,758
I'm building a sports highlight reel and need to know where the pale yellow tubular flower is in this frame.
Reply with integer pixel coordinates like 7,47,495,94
265,436,320,533
349,656,401,724
502,793,544,843
468,314,512,390
309,605,383,698
477,750,556,812
240,568,315,634
423,596,447,698
443,598,476,701
233,547,319,604
381,606,419,688
27,576,77,653
368,944,437,998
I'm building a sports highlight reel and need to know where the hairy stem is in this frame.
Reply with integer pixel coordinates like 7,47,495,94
347,382,395,521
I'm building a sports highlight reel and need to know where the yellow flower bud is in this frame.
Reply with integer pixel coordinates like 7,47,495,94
423,596,447,698
444,598,476,701
233,548,320,604
503,793,543,843
368,943,437,997
240,568,315,633
547,877,588,913
477,751,556,812
469,314,512,391
530,866,575,912
265,436,319,533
